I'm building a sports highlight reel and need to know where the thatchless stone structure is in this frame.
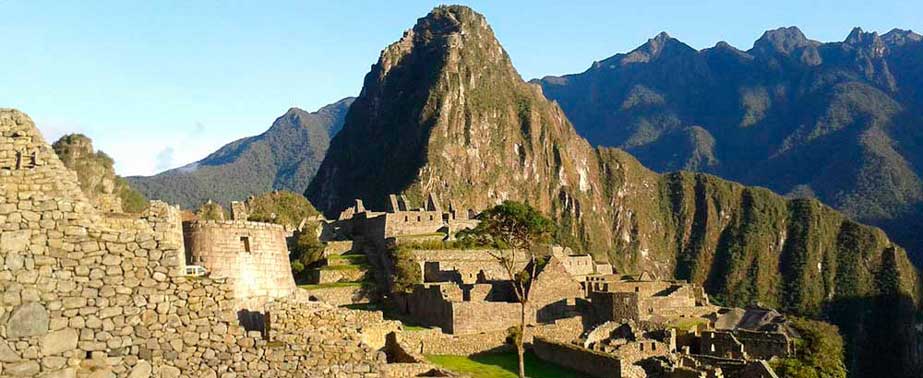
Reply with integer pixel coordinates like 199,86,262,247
0,109,389,378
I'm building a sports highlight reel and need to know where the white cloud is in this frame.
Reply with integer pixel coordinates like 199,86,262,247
155,147,175,171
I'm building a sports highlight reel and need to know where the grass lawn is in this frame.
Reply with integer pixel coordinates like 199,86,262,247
425,351,584,378
298,282,363,290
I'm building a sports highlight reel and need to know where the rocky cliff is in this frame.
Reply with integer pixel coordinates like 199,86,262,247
129,98,353,209
52,133,147,213
536,27,923,265
306,6,922,376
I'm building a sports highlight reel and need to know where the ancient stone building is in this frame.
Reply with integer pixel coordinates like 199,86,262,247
587,273,712,324
183,219,296,305
327,194,478,243
398,255,584,334
0,109,387,378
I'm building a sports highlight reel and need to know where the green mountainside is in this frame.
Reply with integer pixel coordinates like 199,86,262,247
535,28,923,264
306,6,922,376
128,98,353,209
52,134,147,213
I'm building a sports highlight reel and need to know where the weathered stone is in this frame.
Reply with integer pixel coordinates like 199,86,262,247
0,339,21,362
38,367,76,378
128,360,152,378
7,302,49,337
41,328,78,356
5,360,40,376
159,366,181,378
0,229,30,254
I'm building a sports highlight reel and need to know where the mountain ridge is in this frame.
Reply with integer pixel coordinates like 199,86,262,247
536,27,923,264
128,97,354,208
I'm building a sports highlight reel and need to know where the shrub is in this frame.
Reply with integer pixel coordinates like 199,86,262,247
246,191,319,228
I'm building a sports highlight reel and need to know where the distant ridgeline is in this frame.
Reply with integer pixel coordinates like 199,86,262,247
306,6,923,377
535,27,923,265
127,97,354,209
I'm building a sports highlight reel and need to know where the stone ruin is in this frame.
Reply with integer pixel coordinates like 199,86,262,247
0,109,399,378
324,194,478,243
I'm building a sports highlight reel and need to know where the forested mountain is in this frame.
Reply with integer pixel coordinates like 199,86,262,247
306,6,922,376
535,27,923,263
128,98,353,209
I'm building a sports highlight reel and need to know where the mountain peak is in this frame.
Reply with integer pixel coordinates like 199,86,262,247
752,26,816,55
845,26,879,45
881,28,921,47
599,31,694,67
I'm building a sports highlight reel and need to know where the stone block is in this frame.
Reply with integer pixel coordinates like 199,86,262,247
6,302,49,337
5,360,40,376
1,229,30,254
38,367,76,378
41,328,78,355
128,360,152,378
0,339,20,362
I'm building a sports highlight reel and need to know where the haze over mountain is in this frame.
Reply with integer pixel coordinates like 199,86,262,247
128,98,353,209
306,7,921,376
535,27,923,263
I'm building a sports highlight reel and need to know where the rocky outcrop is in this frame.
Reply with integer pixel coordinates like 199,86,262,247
52,133,147,213
305,7,922,376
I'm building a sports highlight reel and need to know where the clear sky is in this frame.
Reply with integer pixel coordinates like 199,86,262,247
2,0,920,176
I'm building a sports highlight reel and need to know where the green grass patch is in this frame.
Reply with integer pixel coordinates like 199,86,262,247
318,264,367,271
425,351,583,378
298,282,363,290
328,254,368,263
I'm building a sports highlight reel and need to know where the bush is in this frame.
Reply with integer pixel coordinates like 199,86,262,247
389,247,422,293
246,191,319,228
196,201,226,221
290,260,305,274
290,227,325,271
771,317,847,378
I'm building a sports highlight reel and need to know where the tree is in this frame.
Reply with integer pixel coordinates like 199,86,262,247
461,201,555,378
196,200,227,221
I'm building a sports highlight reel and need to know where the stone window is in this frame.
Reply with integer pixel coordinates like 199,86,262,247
710,343,715,352
240,236,251,253
404,216,409,222
417,215,421,222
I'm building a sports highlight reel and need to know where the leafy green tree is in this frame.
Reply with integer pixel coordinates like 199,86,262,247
462,201,555,378
389,246,423,293
289,226,325,275
772,317,847,378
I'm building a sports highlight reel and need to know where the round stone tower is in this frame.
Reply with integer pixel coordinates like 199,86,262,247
183,220,296,303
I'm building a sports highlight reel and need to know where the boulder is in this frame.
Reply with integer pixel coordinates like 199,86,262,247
5,360,40,376
7,302,49,337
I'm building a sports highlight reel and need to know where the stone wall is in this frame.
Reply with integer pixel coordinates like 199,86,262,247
0,109,386,378
700,330,747,359
396,316,586,356
532,337,622,378
184,220,296,301
300,285,371,306
731,329,792,360
407,249,528,284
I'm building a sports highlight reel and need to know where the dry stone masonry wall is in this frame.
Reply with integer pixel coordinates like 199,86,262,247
0,109,385,378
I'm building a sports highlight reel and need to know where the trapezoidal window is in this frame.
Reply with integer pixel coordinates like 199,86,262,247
240,236,251,253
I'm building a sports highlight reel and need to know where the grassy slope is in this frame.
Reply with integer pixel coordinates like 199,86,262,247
426,352,582,378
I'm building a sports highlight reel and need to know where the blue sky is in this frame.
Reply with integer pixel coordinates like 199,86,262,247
1,0,920,176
